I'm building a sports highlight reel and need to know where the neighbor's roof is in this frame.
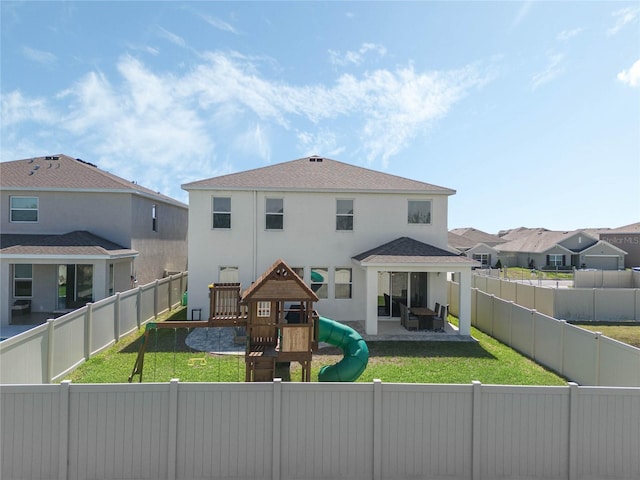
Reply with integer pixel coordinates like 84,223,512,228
0,154,186,207
0,231,137,258
496,229,597,254
182,156,455,194
447,231,477,251
353,237,479,267
599,222,640,234
449,227,506,246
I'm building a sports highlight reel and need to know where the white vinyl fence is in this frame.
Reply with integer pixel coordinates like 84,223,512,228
471,274,640,321
1,379,638,480
446,282,640,387
0,273,187,384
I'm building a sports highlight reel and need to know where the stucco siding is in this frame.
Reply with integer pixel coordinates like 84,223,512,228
187,189,449,320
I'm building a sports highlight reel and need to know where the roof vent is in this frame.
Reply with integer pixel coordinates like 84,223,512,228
309,155,323,163
44,155,60,160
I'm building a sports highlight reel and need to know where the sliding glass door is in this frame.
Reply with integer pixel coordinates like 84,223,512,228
57,264,94,310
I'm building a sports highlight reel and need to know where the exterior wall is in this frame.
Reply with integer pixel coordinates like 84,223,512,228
130,196,188,285
187,189,449,321
465,244,498,267
1,190,132,244
580,241,626,270
601,232,640,268
558,232,596,251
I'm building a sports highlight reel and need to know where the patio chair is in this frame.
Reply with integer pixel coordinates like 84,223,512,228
401,303,419,330
432,304,447,331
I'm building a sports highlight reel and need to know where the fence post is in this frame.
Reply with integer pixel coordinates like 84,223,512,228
47,319,55,384
471,380,482,480
154,280,160,319
168,276,173,311
531,309,537,361
167,379,179,480
568,382,579,480
595,332,601,386
373,379,382,480
58,380,71,480
272,378,282,480
136,286,142,329
114,292,121,342
85,303,93,360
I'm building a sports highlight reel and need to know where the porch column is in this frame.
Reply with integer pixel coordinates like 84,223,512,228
365,267,378,335
458,269,472,336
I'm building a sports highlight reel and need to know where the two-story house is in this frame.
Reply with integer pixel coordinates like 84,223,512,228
182,156,477,336
0,155,188,327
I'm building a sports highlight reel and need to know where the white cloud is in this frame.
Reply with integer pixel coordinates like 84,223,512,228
2,50,488,196
22,46,57,65
531,53,565,90
510,1,533,30
199,13,238,34
328,43,387,67
617,59,640,87
607,6,639,36
557,28,584,41
156,26,187,47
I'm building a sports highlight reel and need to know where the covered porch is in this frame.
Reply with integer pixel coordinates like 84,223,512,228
352,237,479,336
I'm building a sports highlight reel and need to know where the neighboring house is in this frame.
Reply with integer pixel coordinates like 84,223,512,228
182,155,478,336
449,228,506,268
597,222,640,268
495,228,626,270
0,154,188,327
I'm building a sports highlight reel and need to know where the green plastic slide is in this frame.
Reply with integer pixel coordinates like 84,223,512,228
318,316,369,382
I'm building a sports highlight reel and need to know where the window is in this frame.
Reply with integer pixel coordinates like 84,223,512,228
472,253,490,267
311,267,328,299
548,254,565,267
266,198,283,230
292,267,304,280
10,196,38,222
336,199,354,231
408,200,431,224
14,264,33,297
213,197,231,229
257,301,271,317
335,267,352,299
219,266,239,283
152,204,158,232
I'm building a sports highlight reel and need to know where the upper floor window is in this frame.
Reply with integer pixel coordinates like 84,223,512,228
408,200,431,224
213,197,231,229
336,199,354,231
152,204,158,232
10,196,38,222
335,267,353,299
266,198,283,230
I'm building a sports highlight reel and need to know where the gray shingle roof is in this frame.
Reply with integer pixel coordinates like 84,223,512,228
353,237,478,266
182,156,455,194
449,227,506,246
0,154,186,207
496,230,597,254
1,231,137,257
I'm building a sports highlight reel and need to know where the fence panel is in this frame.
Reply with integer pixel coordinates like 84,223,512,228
139,284,156,323
475,291,494,334
485,277,501,297
599,337,640,387
382,383,472,480
510,307,534,358
118,289,139,338
0,385,62,480
67,383,170,480
575,387,640,479
492,298,513,345
176,383,273,480
157,278,170,314
501,280,517,302
534,286,555,317
515,283,536,309
562,325,599,386
281,383,373,480
555,288,595,321
595,288,637,321
52,312,86,379
532,313,565,376
0,325,48,384
478,385,569,480
90,299,117,355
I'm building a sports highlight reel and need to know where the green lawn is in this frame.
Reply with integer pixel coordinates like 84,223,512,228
571,322,640,348
64,307,566,385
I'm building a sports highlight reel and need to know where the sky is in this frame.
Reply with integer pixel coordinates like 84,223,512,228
2,1,639,234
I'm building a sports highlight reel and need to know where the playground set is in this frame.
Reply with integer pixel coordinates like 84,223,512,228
129,259,368,383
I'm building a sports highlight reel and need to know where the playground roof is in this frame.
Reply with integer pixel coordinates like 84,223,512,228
242,258,319,302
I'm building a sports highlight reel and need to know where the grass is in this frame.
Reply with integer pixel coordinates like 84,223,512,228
502,266,574,280
64,307,566,385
